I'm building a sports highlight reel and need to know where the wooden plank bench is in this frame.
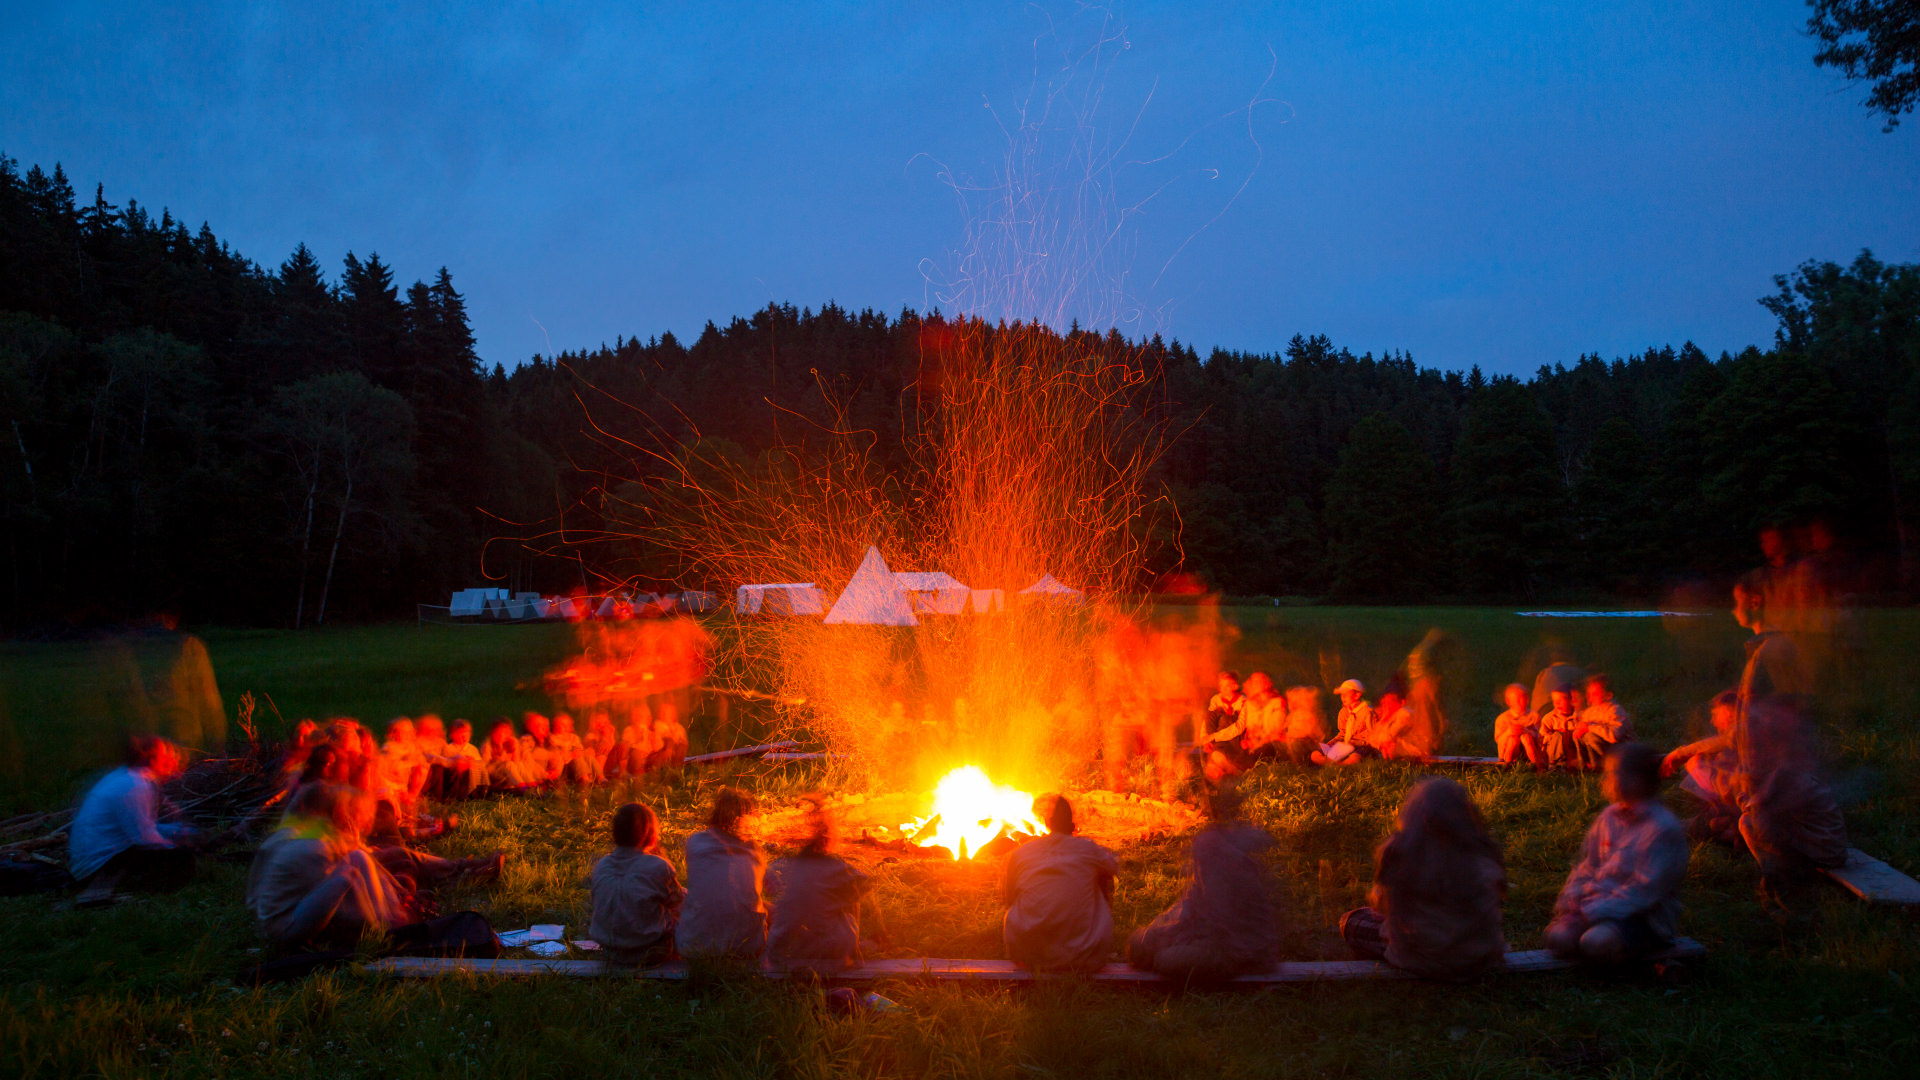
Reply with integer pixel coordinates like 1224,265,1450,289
366,938,1704,983
1823,848,1920,905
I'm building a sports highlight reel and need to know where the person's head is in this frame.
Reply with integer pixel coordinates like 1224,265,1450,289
386,718,415,744
1733,569,1770,632
553,713,576,737
1035,792,1076,836
1337,679,1365,707
524,712,551,740
1217,670,1242,698
798,791,838,855
288,781,341,826
612,801,662,853
487,720,517,750
1379,691,1404,716
1603,742,1661,803
1244,672,1276,700
299,744,337,786
1392,776,1501,866
416,715,445,742
708,787,757,840
450,720,473,745
295,719,320,746
1503,683,1529,713
1584,675,1611,706
1549,688,1574,715
1709,690,1739,733
127,734,183,780
1758,525,1792,567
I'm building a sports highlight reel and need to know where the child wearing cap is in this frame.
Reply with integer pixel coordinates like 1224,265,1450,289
1326,679,1380,764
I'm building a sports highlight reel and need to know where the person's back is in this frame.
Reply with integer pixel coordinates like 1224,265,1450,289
675,789,767,961
589,803,683,965
1003,796,1118,972
1361,778,1507,979
247,819,340,942
1129,790,1279,981
768,850,869,972
68,736,195,891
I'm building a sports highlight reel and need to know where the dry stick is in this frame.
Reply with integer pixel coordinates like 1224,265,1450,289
1,809,72,837
0,830,67,855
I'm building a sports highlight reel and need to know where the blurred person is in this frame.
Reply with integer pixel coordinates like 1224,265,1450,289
1546,744,1688,966
584,715,619,780
767,794,884,975
1536,688,1584,768
381,718,430,802
1280,685,1330,766
522,713,560,784
68,734,200,894
1202,673,1283,780
549,713,599,786
483,720,538,791
246,782,415,947
1401,630,1451,759
1573,675,1635,769
1128,785,1281,982
675,788,768,961
588,802,683,966
1325,679,1381,765
1003,794,1119,973
1339,776,1507,980
1493,683,1543,767
647,704,690,771
1203,670,1246,739
1370,688,1431,760
440,720,487,799
1662,691,1742,843
610,718,657,781
412,715,453,798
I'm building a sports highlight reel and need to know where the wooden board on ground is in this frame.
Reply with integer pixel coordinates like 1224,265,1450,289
367,939,1704,984
1823,848,1920,905
1423,756,1505,766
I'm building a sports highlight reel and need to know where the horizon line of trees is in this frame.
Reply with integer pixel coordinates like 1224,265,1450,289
3,154,1917,629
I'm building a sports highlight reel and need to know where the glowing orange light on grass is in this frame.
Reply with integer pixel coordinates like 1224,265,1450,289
901,765,1046,860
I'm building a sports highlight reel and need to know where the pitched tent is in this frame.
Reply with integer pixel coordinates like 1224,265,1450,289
548,597,581,619
1019,574,1085,606
736,583,827,617
969,588,1006,614
824,547,920,626
895,571,971,615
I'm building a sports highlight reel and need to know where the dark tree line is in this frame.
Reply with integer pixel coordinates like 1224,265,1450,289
3,155,1917,627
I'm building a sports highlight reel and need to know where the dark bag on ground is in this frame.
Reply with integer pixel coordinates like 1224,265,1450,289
386,910,502,959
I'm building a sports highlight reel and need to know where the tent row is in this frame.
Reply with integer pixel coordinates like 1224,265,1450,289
739,548,1084,626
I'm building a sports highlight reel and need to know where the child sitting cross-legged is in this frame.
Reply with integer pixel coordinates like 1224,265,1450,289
588,802,685,966
1493,683,1542,767
1546,743,1689,967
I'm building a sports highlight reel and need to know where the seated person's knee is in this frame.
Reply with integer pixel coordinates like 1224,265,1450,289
1544,918,1584,957
1578,921,1626,964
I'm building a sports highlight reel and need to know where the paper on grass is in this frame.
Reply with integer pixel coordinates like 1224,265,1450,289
573,940,602,951
527,940,569,957
497,924,566,947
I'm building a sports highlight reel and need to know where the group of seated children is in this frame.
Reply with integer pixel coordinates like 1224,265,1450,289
1493,673,1634,770
574,741,1688,981
1200,671,1442,782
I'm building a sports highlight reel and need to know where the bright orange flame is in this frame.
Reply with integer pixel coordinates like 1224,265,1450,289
901,765,1047,860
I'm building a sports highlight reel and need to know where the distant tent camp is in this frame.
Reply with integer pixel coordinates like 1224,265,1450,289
894,571,971,615
736,583,827,617
824,548,920,626
1019,574,1085,606
678,590,721,613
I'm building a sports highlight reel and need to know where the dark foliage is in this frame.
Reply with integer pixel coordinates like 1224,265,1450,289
1808,0,1920,129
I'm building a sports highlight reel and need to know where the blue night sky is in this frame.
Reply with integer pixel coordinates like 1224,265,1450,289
3,1,1915,374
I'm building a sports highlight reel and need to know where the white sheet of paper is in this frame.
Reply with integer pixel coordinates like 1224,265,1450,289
527,940,568,957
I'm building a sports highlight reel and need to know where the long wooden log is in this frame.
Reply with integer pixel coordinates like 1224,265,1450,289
683,741,801,765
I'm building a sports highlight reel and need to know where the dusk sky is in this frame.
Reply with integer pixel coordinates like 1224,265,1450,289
4,0,1915,374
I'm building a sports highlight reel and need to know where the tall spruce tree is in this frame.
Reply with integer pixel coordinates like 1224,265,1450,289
1451,379,1561,597
1323,414,1437,600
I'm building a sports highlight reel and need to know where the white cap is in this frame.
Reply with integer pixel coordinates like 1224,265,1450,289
1336,679,1365,696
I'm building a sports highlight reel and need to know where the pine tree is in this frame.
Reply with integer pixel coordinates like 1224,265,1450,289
1451,380,1561,597
1324,414,1437,600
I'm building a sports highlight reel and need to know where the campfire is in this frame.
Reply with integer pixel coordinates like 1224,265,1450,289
898,766,1046,860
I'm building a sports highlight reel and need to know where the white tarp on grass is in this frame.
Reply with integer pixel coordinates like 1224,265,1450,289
824,547,920,626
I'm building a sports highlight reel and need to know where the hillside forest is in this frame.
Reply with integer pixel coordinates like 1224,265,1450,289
3,155,1917,629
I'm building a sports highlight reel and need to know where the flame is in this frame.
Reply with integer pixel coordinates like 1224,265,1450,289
901,765,1047,860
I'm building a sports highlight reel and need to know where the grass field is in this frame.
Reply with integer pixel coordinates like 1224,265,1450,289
2,608,1918,1078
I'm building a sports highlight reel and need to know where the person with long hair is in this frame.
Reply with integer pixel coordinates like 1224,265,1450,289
1128,784,1282,981
767,793,880,974
588,802,684,966
1340,776,1508,979
674,788,768,961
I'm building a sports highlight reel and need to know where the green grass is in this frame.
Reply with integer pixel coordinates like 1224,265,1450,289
3,608,1919,1078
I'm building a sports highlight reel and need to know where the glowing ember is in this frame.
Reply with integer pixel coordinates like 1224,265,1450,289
900,765,1047,860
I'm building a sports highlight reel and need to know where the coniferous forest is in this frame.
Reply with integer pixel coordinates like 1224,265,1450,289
3,155,1917,629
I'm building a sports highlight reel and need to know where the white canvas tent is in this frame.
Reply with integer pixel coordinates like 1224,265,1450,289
894,571,971,615
736,583,827,617
969,588,1006,614
1019,574,1085,606
679,590,721,613
449,587,507,617
824,547,920,626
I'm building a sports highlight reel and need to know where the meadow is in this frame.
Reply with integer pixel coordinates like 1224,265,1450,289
2,607,1917,1078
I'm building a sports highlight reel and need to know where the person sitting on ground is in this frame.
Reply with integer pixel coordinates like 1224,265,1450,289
1203,673,1284,780
1546,743,1689,966
68,734,201,895
1536,688,1584,768
1003,793,1120,973
522,713,562,785
675,787,769,962
1493,683,1542,767
1340,776,1508,980
1574,675,1634,769
247,782,418,947
584,714,619,782
341,784,503,890
1203,670,1246,740
767,794,885,975
1662,690,1741,842
1280,685,1330,766
588,802,684,966
439,720,488,798
483,720,538,791
648,704,690,770
548,713,599,786
1128,784,1281,982
411,715,452,798
1324,679,1380,765
381,718,430,803
609,717,656,781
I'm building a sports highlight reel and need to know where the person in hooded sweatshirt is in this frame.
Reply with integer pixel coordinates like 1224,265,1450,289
1340,776,1508,979
1128,784,1281,981
674,787,768,962
1546,743,1689,966
588,802,684,966
1002,794,1119,973
767,794,882,975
